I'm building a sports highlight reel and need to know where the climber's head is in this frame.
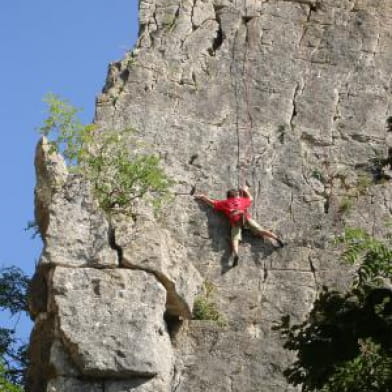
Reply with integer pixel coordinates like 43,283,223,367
226,189,240,199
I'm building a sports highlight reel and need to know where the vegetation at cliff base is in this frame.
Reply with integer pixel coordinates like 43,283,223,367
0,266,30,390
38,93,173,214
193,281,227,327
276,227,392,392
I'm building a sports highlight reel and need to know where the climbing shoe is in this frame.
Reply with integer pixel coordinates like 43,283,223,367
233,254,239,267
276,238,285,248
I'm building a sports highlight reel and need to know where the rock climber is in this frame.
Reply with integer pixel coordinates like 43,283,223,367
194,184,284,267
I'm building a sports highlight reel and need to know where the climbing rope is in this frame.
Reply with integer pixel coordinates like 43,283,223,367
230,4,256,190
242,16,256,184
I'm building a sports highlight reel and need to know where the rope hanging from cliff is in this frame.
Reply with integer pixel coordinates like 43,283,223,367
242,18,256,184
231,10,256,190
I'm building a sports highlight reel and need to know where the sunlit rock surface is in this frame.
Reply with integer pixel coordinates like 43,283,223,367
28,0,392,391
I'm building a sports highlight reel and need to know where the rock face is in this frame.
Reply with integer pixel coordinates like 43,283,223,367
28,1,392,391
51,267,172,378
27,141,201,392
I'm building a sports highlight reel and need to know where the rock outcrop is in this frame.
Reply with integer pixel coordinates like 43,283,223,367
27,141,201,392
28,1,392,391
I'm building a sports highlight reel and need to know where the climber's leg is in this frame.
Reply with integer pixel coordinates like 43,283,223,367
246,218,284,247
231,225,242,266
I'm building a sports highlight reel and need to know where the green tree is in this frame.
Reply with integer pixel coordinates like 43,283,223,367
0,266,29,390
276,228,392,391
38,94,173,215
321,339,392,392
0,361,23,392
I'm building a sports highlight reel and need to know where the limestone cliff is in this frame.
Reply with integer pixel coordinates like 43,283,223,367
27,1,392,391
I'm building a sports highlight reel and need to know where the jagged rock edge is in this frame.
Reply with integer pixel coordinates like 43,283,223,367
109,224,193,320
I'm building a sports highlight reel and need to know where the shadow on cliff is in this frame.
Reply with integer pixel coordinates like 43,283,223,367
196,202,276,274
242,230,275,267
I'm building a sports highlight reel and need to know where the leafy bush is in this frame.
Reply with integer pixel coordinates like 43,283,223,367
338,198,353,214
321,339,392,392
38,94,173,214
276,228,392,392
355,174,372,195
336,227,392,290
80,127,173,213
193,282,226,327
311,169,325,183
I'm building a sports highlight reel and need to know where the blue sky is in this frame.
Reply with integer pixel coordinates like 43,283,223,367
1,0,138,341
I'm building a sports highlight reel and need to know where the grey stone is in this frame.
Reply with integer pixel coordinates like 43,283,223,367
26,313,56,392
94,0,391,389
46,377,103,392
50,267,173,378
29,266,49,318
29,0,392,391
49,339,79,377
34,136,67,235
112,213,202,319
105,378,170,392
39,174,118,268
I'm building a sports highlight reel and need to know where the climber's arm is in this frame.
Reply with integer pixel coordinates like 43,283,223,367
240,184,253,202
194,194,215,207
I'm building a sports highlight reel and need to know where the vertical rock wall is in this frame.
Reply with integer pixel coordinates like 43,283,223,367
28,1,392,391
27,138,201,392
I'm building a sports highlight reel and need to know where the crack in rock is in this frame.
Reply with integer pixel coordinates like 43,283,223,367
110,220,201,319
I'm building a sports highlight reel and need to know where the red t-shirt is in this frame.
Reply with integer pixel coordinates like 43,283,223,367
213,197,252,225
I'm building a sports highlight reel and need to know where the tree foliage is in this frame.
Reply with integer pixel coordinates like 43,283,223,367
0,360,23,392
321,339,392,392
0,267,29,315
0,266,30,388
38,93,92,165
38,93,173,214
336,227,392,290
82,128,173,213
276,228,392,392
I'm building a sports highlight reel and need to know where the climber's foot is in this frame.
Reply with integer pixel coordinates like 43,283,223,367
232,254,239,267
275,238,285,248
